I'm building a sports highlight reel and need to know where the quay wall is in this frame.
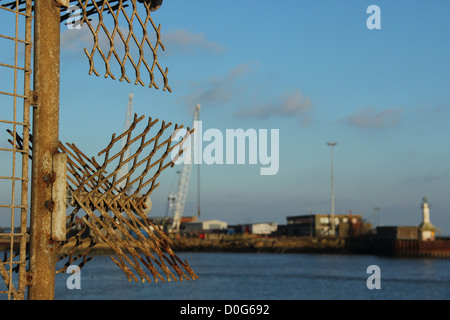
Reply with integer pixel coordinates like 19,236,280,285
3,235,450,258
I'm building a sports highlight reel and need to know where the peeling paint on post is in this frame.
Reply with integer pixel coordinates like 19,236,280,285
28,0,62,300
51,152,67,242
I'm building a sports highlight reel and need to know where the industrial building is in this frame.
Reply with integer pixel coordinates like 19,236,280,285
184,220,228,232
286,213,369,237
376,226,419,240
146,216,198,232
239,222,278,235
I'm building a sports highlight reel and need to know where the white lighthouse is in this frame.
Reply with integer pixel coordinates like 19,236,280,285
418,197,439,241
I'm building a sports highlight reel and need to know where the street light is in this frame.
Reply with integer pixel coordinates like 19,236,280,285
327,142,337,236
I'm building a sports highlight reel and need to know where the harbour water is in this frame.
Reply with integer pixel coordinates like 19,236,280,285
55,252,450,300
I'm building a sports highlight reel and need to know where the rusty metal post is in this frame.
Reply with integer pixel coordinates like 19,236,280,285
28,0,62,300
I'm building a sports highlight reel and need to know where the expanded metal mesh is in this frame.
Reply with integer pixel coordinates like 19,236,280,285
2,0,170,90
0,0,32,300
9,115,198,283
58,115,196,282
67,0,170,91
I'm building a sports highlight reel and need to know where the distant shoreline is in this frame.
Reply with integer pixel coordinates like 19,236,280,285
3,234,447,258
170,236,348,254
54,235,349,256
55,235,450,259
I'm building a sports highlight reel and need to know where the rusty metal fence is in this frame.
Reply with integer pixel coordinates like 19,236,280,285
71,0,171,91
0,0,32,300
55,115,197,283
1,0,197,300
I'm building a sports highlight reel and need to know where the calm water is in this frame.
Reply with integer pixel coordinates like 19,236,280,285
54,252,450,300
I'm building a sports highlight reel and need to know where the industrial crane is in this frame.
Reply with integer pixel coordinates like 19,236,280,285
117,92,134,191
169,104,200,233
118,92,152,214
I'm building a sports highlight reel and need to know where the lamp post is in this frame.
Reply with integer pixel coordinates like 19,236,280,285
327,142,337,237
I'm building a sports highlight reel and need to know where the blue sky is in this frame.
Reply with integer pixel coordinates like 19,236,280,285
1,1,450,234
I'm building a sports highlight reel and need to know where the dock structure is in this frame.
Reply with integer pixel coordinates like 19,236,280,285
371,239,450,259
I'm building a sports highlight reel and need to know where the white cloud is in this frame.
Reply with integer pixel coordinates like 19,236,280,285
235,89,312,127
180,63,252,108
344,107,403,129
61,24,224,61
60,21,126,56
61,24,93,53
162,29,225,56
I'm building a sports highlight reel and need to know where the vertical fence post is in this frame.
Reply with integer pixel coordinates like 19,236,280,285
28,0,62,300
17,0,34,300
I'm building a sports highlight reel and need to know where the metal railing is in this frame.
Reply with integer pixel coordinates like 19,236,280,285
1,0,197,300
0,0,32,300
